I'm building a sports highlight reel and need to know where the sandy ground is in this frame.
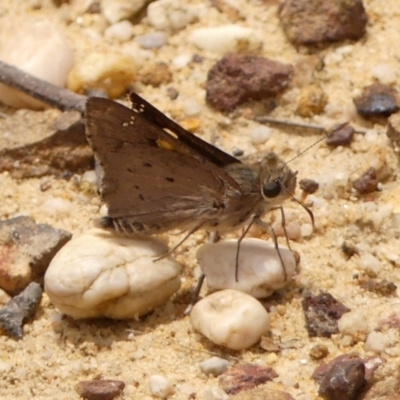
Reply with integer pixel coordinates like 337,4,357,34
1,0,400,399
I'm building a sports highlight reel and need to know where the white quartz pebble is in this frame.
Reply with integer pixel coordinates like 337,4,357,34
190,289,270,350
104,20,134,42
197,239,296,298
189,25,262,54
199,357,230,376
101,0,146,23
149,375,175,398
0,19,73,109
364,331,392,353
250,126,272,145
45,230,182,319
147,0,202,31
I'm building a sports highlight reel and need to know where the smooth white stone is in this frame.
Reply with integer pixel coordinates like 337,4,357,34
0,19,73,109
338,309,370,335
101,0,146,23
45,230,182,319
189,25,262,53
364,331,392,353
199,357,230,376
190,289,270,350
147,0,201,31
135,32,167,49
104,20,134,41
197,239,296,298
149,374,175,398
250,126,272,145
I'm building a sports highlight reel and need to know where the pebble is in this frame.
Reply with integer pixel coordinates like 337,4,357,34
76,379,125,400
135,32,168,49
68,52,136,98
279,0,368,45
309,344,329,360
364,331,392,354
338,309,370,335
202,386,229,400
302,292,350,337
316,355,365,400
147,0,201,31
149,375,174,398
299,178,319,194
326,123,355,146
183,98,202,116
104,20,134,41
0,215,72,294
101,0,147,23
199,357,230,376
206,53,293,112
250,126,272,145
356,252,382,275
353,83,399,118
352,168,378,194
359,279,397,296
0,19,73,109
0,282,42,339
219,363,278,395
296,85,328,117
197,239,296,298
190,25,262,53
371,63,397,85
41,197,74,216
190,289,270,350
139,62,172,87
44,229,182,319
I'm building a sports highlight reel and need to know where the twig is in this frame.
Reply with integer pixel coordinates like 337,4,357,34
255,115,365,135
0,60,87,113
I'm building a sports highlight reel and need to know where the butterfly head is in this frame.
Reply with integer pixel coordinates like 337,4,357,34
259,152,297,205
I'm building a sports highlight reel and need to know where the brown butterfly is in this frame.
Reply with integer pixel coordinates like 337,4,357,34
85,92,305,281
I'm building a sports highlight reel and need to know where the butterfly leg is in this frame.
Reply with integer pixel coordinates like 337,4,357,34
234,215,257,282
153,222,205,262
184,230,221,315
270,206,291,250
254,218,287,281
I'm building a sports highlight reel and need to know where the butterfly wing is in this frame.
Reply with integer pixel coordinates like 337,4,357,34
129,92,240,167
85,96,241,233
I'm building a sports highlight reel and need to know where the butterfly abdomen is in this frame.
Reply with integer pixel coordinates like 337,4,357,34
95,216,157,236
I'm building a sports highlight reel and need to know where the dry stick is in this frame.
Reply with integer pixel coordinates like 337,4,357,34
255,115,365,135
0,60,87,113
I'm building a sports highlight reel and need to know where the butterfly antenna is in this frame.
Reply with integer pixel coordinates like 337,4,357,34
285,122,350,165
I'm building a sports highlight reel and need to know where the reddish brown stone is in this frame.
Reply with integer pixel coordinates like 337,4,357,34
299,178,319,194
206,53,293,112
352,168,379,194
219,363,278,395
354,83,399,118
313,354,365,400
279,0,368,45
326,123,355,147
76,379,125,400
302,292,350,337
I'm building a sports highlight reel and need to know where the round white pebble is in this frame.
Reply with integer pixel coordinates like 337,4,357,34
189,25,262,53
338,309,370,335
183,98,202,116
149,375,174,398
104,20,134,41
199,357,230,376
364,331,392,353
135,32,167,49
197,239,296,298
250,126,272,145
45,230,182,319
190,289,270,350
0,19,73,109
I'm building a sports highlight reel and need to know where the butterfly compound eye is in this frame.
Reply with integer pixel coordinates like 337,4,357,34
263,181,281,198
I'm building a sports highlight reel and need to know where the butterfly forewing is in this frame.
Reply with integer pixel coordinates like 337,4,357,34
85,96,241,229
